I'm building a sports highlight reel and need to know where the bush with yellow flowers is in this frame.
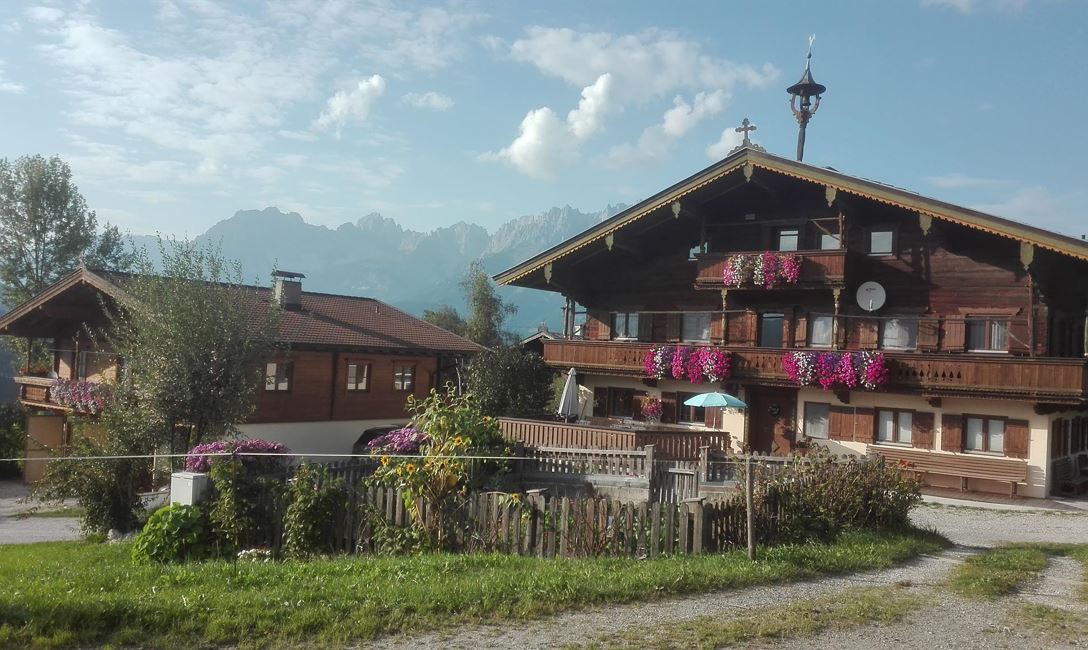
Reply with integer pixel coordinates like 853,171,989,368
368,385,510,549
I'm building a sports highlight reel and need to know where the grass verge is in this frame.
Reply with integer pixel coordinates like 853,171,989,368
15,506,85,519
948,542,1088,601
582,586,923,649
0,528,946,649
1013,603,1088,643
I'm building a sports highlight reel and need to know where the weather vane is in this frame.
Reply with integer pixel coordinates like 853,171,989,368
786,34,827,162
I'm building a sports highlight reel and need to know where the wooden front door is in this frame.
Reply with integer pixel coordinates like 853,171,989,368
746,387,798,455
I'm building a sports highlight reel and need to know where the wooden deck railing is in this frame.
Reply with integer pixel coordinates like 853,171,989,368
694,249,847,288
498,417,731,460
541,339,1088,402
13,376,61,409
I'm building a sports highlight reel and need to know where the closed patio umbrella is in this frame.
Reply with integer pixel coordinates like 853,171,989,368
557,367,581,420
682,391,747,409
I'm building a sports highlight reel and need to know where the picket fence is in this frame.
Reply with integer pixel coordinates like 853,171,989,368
258,459,798,558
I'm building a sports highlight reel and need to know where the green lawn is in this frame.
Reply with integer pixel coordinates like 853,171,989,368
0,528,947,649
948,543,1088,601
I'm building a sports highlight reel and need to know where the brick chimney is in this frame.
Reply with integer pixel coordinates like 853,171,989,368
271,270,305,310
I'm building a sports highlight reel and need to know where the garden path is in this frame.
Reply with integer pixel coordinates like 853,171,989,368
0,480,80,545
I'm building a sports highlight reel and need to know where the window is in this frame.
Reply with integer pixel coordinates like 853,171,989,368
676,391,705,424
347,363,370,391
868,229,895,256
777,228,799,252
394,364,416,391
967,319,1008,352
804,402,830,439
760,313,784,348
820,232,841,250
810,315,834,348
607,387,636,418
681,312,712,342
882,318,918,350
966,417,1005,453
611,312,639,340
264,361,292,391
876,408,912,445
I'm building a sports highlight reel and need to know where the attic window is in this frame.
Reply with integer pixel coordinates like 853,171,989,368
868,229,895,256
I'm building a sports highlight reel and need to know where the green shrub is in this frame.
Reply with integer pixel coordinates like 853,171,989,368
132,503,213,563
282,463,348,558
208,455,283,551
0,404,24,479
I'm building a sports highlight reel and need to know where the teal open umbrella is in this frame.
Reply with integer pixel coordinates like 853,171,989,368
682,392,747,409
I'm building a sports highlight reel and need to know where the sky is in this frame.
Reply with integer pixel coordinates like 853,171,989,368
0,0,1085,239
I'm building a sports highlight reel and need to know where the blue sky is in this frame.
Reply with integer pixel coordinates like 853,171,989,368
0,0,1085,238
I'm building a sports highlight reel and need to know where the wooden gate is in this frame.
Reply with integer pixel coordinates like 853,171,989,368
655,466,699,503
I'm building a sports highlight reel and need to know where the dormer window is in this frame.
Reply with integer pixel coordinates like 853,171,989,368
868,229,895,256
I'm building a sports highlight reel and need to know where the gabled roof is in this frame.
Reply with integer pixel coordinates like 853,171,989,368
0,267,485,356
494,147,1088,285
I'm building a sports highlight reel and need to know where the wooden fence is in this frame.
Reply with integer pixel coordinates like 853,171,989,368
498,417,731,460
519,446,652,478
261,469,793,558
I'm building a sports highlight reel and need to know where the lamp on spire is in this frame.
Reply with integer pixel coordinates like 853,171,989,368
787,35,826,162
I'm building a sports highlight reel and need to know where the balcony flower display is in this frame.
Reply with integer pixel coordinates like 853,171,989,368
722,252,802,289
670,345,691,380
50,378,112,414
184,438,290,473
367,426,430,455
783,351,889,391
688,347,732,383
643,344,670,379
641,397,663,422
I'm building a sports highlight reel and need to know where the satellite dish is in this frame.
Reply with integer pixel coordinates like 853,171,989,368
856,281,886,312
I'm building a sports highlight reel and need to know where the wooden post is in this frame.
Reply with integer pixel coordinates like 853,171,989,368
644,444,656,500
684,497,705,554
745,454,755,561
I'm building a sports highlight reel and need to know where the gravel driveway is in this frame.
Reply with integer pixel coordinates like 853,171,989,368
0,480,81,545
366,503,1088,649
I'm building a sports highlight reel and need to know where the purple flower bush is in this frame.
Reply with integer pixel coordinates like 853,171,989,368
367,427,430,455
783,351,889,391
643,344,670,379
670,346,690,380
641,397,663,421
185,438,290,473
50,378,112,414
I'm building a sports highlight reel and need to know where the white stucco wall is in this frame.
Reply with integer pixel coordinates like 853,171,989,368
792,387,1051,498
578,373,746,452
237,418,409,458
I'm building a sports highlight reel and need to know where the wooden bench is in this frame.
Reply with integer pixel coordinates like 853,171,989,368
869,446,1028,497
1052,456,1088,496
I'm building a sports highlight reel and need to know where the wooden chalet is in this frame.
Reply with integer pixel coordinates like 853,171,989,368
0,268,484,481
495,146,1088,499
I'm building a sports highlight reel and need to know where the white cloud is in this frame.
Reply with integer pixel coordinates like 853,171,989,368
25,6,64,24
919,0,1029,13
313,75,386,137
566,73,612,139
505,27,777,103
706,127,744,160
924,173,1006,189
0,61,24,94
607,91,727,167
488,27,776,176
316,159,404,190
482,74,612,179
401,91,454,111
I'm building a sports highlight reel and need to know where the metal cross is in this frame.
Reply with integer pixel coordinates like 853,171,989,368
735,118,757,146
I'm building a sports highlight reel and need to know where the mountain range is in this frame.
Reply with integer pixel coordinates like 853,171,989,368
132,205,626,336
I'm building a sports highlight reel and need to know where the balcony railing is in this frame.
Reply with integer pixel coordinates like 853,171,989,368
541,339,1088,403
14,375,112,413
14,376,63,409
694,249,847,289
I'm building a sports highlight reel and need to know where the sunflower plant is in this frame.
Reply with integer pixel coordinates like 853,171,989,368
368,386,509,549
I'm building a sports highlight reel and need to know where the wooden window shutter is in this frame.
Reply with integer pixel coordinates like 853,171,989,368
917,318,939,351
637,314,652,342
941,414,964,452
943,318,966,352
742,311,758,347
1004,419,1030,459
828,405,853,441
794,315,808,348
591,310,611,340
709,312,724,343
912,411,935,449
1008,317,1030,355
660,392,678,424
858,319,879,350
853,407,875,444
665,314,681,342
592,387,608,417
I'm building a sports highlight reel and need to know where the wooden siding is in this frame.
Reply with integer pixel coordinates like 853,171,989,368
541,339,1088,403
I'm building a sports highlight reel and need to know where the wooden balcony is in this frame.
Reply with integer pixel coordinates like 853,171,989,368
694,249,847,289
541,339,1088,404
14,376,66,411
